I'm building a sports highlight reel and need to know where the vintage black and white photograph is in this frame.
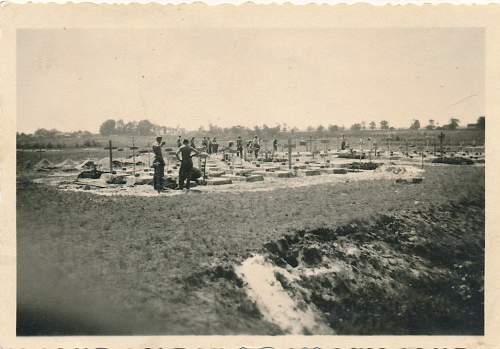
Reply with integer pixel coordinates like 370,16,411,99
15,27,485,336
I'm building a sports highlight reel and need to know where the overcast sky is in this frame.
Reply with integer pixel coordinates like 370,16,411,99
17,28,484,133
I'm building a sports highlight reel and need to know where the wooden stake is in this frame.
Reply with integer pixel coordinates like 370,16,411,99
104,140,117,173
129,136,139,176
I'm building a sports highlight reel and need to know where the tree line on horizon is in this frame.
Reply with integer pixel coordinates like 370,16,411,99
17,116,485,152
18,116,484,138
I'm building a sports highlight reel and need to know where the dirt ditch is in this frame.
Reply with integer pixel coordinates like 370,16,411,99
235,197,484,335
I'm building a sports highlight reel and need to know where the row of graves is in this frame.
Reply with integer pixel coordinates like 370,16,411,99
27,138,482,193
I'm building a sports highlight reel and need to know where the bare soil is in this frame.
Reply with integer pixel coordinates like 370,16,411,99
16,166,484,335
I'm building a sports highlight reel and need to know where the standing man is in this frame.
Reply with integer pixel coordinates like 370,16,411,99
176,135,182,148
236,136,243,158
207,137,213,154
341,135,346,150
176,139,200,190
152,136,166,193
272,138,278,156
252,135,260,159
190,137,196,149
212,137,218,154
202,137,208,152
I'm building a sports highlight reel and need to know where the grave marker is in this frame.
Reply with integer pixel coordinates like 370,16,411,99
129,136,139,176
104,140,117,173
439,131,445,158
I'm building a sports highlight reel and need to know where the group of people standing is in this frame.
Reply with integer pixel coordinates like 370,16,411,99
179,136,219,154
152,134,280,193
153,136,200,193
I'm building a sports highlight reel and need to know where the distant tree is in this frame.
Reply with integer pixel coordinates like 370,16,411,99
350,123,362,131
124,121,137,135
34,128,59,138
316,125,325,133
369,121,376,130
477,116,485,130
328,124,339,133
137,119,155,136
99,119,116,136
306,126,315,133
426,119,436,130
380,120,390,130
361,121,367,130
445,118,460,130
116,119,125,134
409,119,421,130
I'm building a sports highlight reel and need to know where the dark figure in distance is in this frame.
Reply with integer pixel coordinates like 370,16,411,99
176,136,182,148
252,135,260,159
190,137,196,148
212,137,218,154
236,136,243,158
176,139,200,190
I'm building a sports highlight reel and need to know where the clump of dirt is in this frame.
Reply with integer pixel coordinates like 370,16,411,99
432,157,475,165
342,162,381,170
260,196,484,335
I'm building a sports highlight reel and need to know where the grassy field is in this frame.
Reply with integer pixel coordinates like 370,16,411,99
17,165,484,335
17,129,484,153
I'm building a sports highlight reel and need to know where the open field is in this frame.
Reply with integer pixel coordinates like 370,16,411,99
17,164,484,335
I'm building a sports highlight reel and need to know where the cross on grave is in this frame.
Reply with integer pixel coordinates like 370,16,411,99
129,137,139,176
104,140,118,173
286,136,296,170
36,147,45,160
439,131,445,157
320,139,329,153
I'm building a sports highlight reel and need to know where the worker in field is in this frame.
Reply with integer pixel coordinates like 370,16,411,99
207,137,213,154
176,135,182,148
190,137,196,148
152,136,166,193
212,137,218,154
252,135,260,159
176,138,200,190
272,138,278,155
202,137,208,151
236,136,243,158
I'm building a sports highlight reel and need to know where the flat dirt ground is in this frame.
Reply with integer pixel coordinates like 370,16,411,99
16,165,484,335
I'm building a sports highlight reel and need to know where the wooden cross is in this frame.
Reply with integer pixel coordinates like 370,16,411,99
286,136,296,169
129,137,139,176
36,147,45,160
104,140,117,173
439,131,445,157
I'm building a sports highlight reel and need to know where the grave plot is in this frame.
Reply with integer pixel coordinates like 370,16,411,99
27,149,433,197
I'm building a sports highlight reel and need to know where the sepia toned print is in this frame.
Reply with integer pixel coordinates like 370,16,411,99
15,27,485,335
1,4,499,349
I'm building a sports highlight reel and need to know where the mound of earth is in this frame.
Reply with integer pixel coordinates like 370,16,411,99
243,197,484,335
432,157,475,165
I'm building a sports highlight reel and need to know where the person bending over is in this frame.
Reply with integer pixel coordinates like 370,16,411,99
176,139,200,190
